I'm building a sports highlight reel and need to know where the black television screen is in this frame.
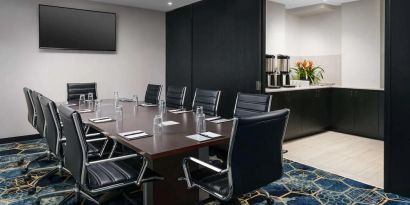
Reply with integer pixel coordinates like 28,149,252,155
39,5,116,51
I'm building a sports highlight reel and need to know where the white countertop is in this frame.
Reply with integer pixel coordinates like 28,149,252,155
265,85,384,93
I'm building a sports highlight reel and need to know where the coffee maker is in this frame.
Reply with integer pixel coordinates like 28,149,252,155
266,55,281,88
277,55,294,87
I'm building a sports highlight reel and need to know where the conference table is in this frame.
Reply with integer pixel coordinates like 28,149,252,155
78,99,233,205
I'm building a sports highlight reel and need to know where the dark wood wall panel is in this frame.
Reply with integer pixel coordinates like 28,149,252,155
166,6,193,108
191,0,263,117
385,0,410,196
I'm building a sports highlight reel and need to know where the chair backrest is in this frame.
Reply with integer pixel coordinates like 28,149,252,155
23,87,36,127
192,89,221,116
59,105,87,184
166,85,187,109
233,93,272,118
40,96,62,157
31,91,45,137
145,84,162,104
227,109,289,197
67,83,97,102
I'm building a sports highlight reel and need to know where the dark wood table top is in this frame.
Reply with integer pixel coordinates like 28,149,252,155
78,100,233,160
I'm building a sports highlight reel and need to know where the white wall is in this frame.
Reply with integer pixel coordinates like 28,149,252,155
0,0,165,138
266,2,286,54
266,0,342,85
287,8,342,85
341,0,381,88
266,0,382,88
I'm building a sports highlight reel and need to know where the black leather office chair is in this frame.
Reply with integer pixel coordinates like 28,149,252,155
35,105,163,204
67,83,97,102
22,90,49,173
23,87,36,127
181,110,290,204
32,91,45,137
166,85,187,109
144,84,162,105
233,93,272,118
211,92,273,159
192,88,221,116
30,96,109,196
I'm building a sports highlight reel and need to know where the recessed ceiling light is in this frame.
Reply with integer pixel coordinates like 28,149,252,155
168,2,173,6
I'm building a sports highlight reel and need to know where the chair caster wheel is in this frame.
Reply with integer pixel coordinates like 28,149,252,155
266,198,273,205
21,166,29,174
27,187,36,195
17,158,25,166
23,174,32,182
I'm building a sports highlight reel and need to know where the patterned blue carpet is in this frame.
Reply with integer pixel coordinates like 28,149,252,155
0,139,410,204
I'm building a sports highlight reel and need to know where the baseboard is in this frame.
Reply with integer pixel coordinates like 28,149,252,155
0,134,42,144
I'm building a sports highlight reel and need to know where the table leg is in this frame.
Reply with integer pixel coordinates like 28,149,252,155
143,149,208,205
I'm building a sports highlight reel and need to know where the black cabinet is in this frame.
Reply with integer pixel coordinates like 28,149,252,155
269,88,382,141
353,90,380,139
331,88,382,139
270,88,331,140
331,89,355,133
303,89,331,135
284,91,303,140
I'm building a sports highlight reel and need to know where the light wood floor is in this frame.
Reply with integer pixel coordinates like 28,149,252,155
283,131,384,188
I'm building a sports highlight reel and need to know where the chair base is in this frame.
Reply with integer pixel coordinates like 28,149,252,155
35,184,99,205
22,151,51,174
197,189,274,205
28,164,71,195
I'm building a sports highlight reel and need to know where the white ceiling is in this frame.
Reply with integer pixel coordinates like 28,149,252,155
89,0,201,12
270,0,359,9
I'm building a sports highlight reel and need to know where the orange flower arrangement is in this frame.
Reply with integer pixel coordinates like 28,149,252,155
292,60,324,85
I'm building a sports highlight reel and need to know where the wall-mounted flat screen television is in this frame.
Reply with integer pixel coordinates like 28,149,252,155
39,5,116,51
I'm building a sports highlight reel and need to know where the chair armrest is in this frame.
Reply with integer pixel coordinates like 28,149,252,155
182,157,227,188
86,153,148,186
85,133,101,138
86,137,107,143
187,157,225,173
86,154,140,166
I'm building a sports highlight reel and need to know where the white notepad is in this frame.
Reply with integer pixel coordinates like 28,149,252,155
119,130,149,140
205,116,221,121
171,110,192,114
210,118,234,124
200,132,222,138
186,134,212,142
78,109,93,113
162,121,180,126
140,103,157,107
89,117,114,123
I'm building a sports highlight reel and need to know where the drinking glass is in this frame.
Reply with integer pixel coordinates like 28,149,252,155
133,94,139,107
94,100,101,118
196,106,204,115
196,113,206,134
87,93,94,110
115,105,123,121
153,115,163,136
114,91,119,107
79,94,86,110
158,100,166,118
87,93,94,101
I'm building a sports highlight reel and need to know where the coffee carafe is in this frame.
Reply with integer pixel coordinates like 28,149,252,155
277,55,291,86
266,55,281,88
